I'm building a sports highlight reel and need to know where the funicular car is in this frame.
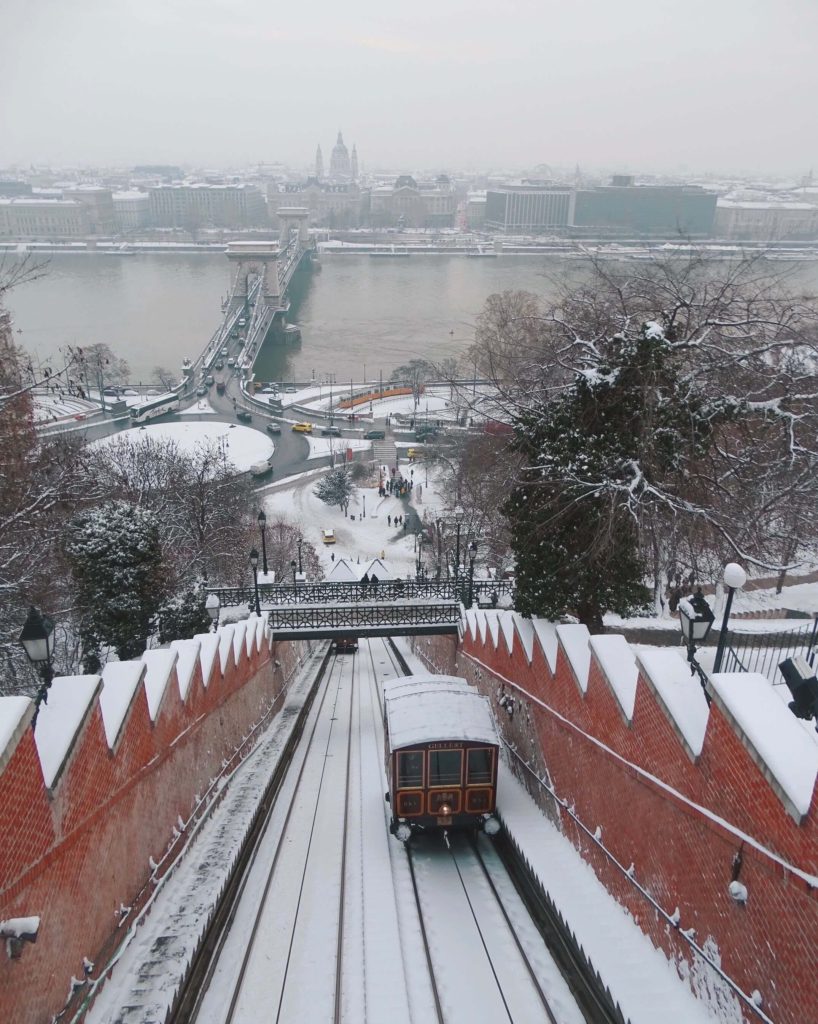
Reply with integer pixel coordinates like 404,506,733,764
383,674,501,842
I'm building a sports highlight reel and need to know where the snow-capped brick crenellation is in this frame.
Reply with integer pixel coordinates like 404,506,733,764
0,615,309,1024
412,610,818,1024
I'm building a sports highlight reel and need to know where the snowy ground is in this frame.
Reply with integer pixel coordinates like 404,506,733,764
32,392,99,422
93,421,274,472
264,470,427,578
304,436,371,461
178,397,217,415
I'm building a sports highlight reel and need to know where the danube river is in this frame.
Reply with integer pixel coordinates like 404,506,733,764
7,251,818,382
6,252,577,382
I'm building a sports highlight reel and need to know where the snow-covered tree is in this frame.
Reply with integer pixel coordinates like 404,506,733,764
472,253,818,622
314,467,355,516
157,582,211,643
65,501,165,669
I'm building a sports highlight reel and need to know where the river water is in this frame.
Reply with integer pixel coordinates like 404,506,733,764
7,252,818,382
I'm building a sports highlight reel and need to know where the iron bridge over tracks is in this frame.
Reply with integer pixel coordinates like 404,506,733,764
207,578,513,609
260,601,461,640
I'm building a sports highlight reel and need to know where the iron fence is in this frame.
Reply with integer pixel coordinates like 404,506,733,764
721,618,818,683
265,601,460,637
208,578,514,608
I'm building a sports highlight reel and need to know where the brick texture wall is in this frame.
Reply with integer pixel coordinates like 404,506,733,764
412,622,818,1024
0,626,309,1024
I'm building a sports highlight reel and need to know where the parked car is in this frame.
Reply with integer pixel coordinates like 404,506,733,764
414,426,439,441
237,410,252,423
196,385,208,397
216,382,226,395
407,448,420,460
205,375,214,385
214,361,224,370
364,429,385,440
292,422,313,433
250,459,273,478
321,425,341,436
220,348,229,357
322,529,336,544
266,422,282,435
285,386,297,394
228,358,236,368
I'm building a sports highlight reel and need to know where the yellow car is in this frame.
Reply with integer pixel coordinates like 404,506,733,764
407,448,420,460
292,422,313,433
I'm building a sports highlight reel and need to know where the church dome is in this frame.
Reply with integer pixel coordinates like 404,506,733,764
329,131,351,179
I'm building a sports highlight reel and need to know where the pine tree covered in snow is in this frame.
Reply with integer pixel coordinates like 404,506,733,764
472,253,818,619
157,582,211,643
314,467,355,515
506,321,714,626
65,501,166,669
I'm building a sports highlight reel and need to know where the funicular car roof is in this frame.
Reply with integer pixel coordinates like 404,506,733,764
384,675,499,752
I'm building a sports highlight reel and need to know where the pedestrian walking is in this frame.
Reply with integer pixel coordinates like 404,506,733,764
331,552,335,561
388,514,392,526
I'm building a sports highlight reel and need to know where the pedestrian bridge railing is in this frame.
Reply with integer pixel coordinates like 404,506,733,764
263,600,461,639
208,578,514,608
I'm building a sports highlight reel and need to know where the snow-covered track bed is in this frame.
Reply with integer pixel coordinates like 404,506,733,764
407,831,578,1024
196,653,356,1022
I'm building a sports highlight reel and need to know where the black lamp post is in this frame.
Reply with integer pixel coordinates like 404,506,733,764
205,593,220,631
297,537,303,575
291,559,297,585
257,510,268,575
713,563,747,673
18,606,56,725
678,588,715,704
249,548,261,616
468,541,478,608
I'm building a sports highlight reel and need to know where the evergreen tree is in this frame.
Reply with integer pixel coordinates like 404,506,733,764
65,501,166,669
505,322,715,628
314,467,355,515
157,582,211,643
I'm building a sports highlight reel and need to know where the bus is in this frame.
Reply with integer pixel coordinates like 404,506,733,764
129,392,180,424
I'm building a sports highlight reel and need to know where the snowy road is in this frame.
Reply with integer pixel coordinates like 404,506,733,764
194,639,583,1024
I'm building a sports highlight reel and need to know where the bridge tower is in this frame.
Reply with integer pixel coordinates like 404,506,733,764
225,241,281,318
276,206,310,248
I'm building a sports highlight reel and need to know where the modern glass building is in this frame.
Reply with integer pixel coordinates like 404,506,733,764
484,184,574,233
572,185,716,237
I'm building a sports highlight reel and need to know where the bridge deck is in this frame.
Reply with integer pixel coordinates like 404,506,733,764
263,600,461,639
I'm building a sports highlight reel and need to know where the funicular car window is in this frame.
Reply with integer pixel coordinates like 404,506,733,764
466,789,491,813
428,749,462,787
467,747,493,785
398,751,423,788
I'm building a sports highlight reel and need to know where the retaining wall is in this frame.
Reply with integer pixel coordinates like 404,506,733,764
0,617,309,1024
412,611,818,1024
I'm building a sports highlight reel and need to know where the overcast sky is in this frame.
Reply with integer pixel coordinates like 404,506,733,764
2,0,816,176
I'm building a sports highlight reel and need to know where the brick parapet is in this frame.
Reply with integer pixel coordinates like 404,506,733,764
0,616,311,1024
411,610,818,1024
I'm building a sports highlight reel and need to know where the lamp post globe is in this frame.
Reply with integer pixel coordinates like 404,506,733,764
18,606,56,724
723,563,747,591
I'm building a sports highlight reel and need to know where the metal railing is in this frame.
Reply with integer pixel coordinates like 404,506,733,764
266,601,460,635
207,578,514,607
721,617,818,682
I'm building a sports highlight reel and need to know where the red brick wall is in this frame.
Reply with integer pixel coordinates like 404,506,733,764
412,623,818,1024
0,630,309,1024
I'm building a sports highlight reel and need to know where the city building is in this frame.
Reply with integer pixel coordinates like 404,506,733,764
329,132,352,180
147,183,267,229
484,182,574,233
715,197,818,240
0,180,32,197
268,179,362,228
63,187,116,234
113,190,150,232
368,175,456,229
465,192,487,230
0,197,90,238
572,181,716,236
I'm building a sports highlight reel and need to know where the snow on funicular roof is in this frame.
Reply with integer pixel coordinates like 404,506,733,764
382,674,471,700
385,675,499,751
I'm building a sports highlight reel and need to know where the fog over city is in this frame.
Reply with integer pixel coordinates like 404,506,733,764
3,0,817,173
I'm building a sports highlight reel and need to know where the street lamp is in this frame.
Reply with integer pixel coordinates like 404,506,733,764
18,606,56,724
291,559,297,585
205,593,220,631
257,510,268,576
713,563,747,673
678,588,715,703
297,537,303,574
249,548,261,616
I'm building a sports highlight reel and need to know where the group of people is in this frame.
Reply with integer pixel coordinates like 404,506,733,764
387,514,407,528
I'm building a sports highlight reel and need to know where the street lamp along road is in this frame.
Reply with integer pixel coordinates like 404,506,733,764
18,606,56,725
678,588,715,704
297,537,303,575
249,547,261,616
257,510,268,576
713,562,747,673
467,541,478,608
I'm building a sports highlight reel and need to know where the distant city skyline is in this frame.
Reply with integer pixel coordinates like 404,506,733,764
2,0,817,177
